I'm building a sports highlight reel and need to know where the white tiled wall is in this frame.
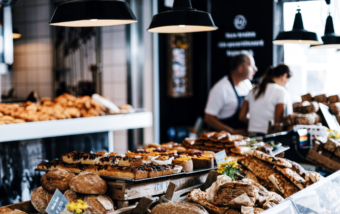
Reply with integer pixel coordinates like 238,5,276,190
1,2,129,152
101,25,128,153
10,0,53,98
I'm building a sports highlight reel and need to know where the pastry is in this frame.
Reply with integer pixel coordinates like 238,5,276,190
41,168,75,193
99,156,122,165
174,146,187,153
84,195,114,214
301,93,312,102
230,147,252,154
204,141,215,147
210,131,230,142
328,95,340,103
31,187,53,214
64,189,87,202
274,166,306,190
268,173,299,198
62,151,87,164
182,139,196,147
186,189,229,214
0,208,14,214
262,191,284,210
118,157,143,167
194,139,205,145
309,172,324,183
69,172,107,194
323,138,339,152
172,155,193,171
221,135,244,143
253,150,292,168
151,202,209,214
240,157,276,182
199,132,216,140
212,181,257,207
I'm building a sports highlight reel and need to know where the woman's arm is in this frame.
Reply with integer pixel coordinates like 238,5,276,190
239,100,249,123
274,103,286,123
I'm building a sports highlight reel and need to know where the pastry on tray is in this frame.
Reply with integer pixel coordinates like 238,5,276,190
210,131,231,142
171,155,193,172
199,132,216,140
188,151,215,169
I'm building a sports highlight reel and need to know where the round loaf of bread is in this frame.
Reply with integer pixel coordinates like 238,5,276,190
151,202,208,214
31,187,53,214
64,189,87,202
41,169,75,193
69,172,107,194
83,195,114,214
9,210,28,214
0,208,14,214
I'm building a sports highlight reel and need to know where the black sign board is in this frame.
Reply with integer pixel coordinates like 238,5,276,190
210,0,274,85
46,189,69,214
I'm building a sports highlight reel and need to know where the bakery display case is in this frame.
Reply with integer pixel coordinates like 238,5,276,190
262,169,340,214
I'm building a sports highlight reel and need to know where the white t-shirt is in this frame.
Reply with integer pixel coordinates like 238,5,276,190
205,76,252,119
246,83,292,134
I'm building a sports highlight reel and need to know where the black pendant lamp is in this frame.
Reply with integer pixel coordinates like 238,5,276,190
147,0,218,33
310,15,340,49
273,8,321,45
13,27,21,39
50,0,137,27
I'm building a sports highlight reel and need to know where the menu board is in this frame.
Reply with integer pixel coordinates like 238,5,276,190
210,0,274,84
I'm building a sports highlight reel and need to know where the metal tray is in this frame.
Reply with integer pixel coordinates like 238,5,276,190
35,167,216,183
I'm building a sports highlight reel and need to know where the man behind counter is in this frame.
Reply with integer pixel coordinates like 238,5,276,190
204,54,258,135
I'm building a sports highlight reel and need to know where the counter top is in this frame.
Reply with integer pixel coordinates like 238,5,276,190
0,111,152,143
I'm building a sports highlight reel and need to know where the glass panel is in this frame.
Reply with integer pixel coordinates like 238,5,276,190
291,170,340,214
261,200,298,214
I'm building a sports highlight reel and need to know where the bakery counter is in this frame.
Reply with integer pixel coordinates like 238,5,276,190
0,111,152,151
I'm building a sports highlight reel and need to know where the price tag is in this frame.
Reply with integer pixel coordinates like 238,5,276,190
46,189,70,214
215,150,227,165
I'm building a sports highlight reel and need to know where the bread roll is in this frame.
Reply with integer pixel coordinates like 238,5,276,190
9,211,27,214
83,195,114,214
69,172,107,194
151,202,209,214
41,169,75,193
31,187,53,214
64,189,87,202
0,208,14,214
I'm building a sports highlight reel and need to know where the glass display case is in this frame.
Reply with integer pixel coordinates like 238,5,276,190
263,170,340,214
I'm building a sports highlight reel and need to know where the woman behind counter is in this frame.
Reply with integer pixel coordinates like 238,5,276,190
239,64,292,136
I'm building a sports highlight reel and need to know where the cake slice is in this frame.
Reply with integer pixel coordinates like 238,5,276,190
62,151,87,164
98,156,121,166
37,160,62,170
118,157,143,167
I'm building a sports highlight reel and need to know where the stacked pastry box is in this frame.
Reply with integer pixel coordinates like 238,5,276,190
307,137,340,172
182,151,324,214
182,131,260,157
282,94,340,132
37,146,215,180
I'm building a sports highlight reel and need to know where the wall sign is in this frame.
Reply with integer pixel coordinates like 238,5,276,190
210,0,274,85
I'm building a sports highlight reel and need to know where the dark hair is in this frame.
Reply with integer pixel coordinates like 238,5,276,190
230,54,249,72
253,64,292,100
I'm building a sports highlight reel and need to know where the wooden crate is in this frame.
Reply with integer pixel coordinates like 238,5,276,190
306,149,340,173
106,172,208,201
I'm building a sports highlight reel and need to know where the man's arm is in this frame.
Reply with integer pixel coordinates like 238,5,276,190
239,100,249,123
205,113,247,135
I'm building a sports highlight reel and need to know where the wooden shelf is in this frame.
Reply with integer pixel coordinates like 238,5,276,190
0,112,152,143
